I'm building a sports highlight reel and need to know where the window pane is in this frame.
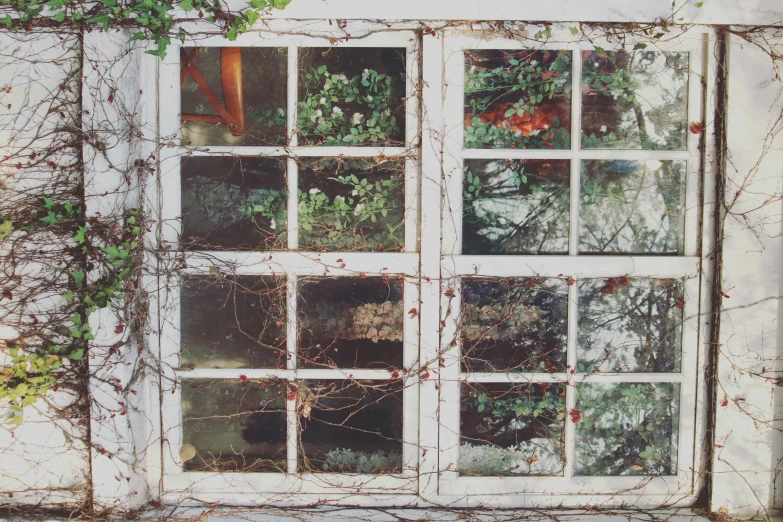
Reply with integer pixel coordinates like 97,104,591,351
460,278,568,373
181,378,287,472
464,49,572,150
574,382,680,476
459,382,566,476
298,380,403,473
298,158,405,251
297,48,407,146
181,156,287,251
180,275,287,369
181,47,287,146
463,159,570,254
581,50,689,150
577,278,683,373
297,277,404,369
579,159,686,254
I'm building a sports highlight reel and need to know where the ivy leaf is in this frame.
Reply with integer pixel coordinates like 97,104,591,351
245,8,260,26
68,348,84,361
694,1,703,6
42,196,55,209
103,245,120,260
569,26,579,36
177,0,193,10
70,270,85,287
0,15,12,28
633,42,648,50
52,10,65,21
73,226,88,244
40,211,57,225
271,0,291,7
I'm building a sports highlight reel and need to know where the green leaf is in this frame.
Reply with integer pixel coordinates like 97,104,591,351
40,211,57,225
569,26,579,36
68,348,84,361
52,10,65,21
42,196,55,209
245,8,260,26
70,270,85,287
73,226,88,244
0,15,12,28
103,245,120,260
694,1,703,6
177,0,193,10
62,290,74,302
633,42,648,50
271,0,290,7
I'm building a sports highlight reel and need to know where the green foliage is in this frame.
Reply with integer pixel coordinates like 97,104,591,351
297,66,399,145
0,0,293,59
2,202,143,425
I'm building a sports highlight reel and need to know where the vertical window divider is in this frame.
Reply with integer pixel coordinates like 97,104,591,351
563,43,583,481
287,44,299,251
285,43,300,475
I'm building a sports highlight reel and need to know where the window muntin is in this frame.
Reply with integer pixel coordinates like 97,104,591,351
438,27,705,500
159,31,421,496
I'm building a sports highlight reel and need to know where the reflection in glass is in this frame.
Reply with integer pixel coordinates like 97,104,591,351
464,49,572,150
463,159,570,254
581,50,689,150
577,278,683,373
181,378,287,472
297,48,407,146
180,275,287,369
298,158,405,251
298,380,403,473
297,277,404,369
459,382,565,476
579,159,686,254
181,47,288,146
460,278,568,373
575,383,680,476
181,156,287,251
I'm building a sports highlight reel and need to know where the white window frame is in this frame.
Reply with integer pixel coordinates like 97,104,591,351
146,20,720,509
430,26,713,507
156,25,425,502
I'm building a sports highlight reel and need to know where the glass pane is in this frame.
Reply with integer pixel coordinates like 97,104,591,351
579,159,686,254
460,278,568,373
180,275,287,369
298,380,403,473
574,382,680,476
298,158,405,251
581,50,689,150
297,48,406,146
577,278,683,373
464,49,572,150
297,277,404,369
181,156,287,251
181,47,287,146
463,159,570,254
181,378,287,472
459,382,566,476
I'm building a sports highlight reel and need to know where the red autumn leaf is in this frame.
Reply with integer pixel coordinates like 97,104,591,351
444,289,454,297
676,298,686,309
602,278,617,294
239,374,248,387
689,121,704,134
1,289,12,301
408,307,418,318
569,409,581,423
107,91,114,104
287,385,298,401
114,324,125,334
619,275,630,287
721,397,729,407
421,369,430,379
567,277,575,286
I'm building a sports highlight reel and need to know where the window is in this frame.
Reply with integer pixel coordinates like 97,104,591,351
158,30,422,497
436,27,706,504
155,23,711,507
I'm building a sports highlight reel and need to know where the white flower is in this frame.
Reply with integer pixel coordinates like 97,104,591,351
309,188,321,195
333,106,343,116
593,62,600,68
351,190,358,196
319,97,326,105
269,218,276,230
352,113,364,125
324,83,331,90
600,125,607,132
530,60,538,66
316,110,323,117
334,195,345,204
528,129,541,137
277,108,284,116
366,95,373,102
362,69,370,81
340,74,349,84
353,203,366,216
